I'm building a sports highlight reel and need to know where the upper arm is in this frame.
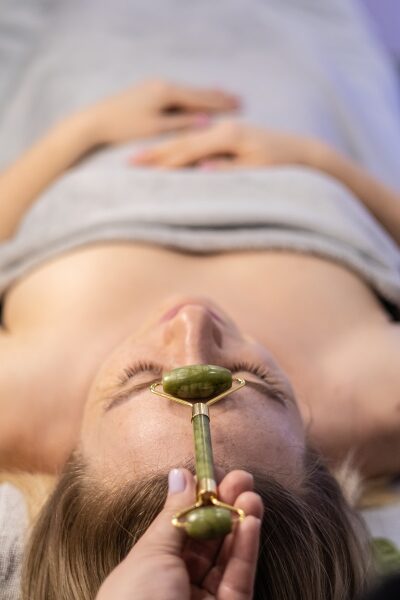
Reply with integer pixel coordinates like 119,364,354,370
0,330,18,462
315,322,400,478
344,323,400,477
0,330,41,467
0,322,84,471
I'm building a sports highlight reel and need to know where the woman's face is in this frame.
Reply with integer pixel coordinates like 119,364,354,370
81,296,306,486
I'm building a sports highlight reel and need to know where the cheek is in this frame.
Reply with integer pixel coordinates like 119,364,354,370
210,404,304,480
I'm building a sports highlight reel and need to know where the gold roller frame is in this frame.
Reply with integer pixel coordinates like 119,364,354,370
150,365,246,541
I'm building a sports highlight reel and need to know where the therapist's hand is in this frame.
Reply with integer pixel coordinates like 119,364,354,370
95,468,263,600
131,119,323,170
86,80,240,146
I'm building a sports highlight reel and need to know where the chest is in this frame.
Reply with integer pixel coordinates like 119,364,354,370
4,242,388,340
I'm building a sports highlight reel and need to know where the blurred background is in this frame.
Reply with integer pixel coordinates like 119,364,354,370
362,0,400,68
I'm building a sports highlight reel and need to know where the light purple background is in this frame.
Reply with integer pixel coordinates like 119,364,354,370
362,0,400,57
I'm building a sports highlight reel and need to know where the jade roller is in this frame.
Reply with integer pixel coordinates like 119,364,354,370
150,364,246,541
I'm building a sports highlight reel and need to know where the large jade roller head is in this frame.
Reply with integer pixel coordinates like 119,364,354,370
162,364,232,400
150,364,246,541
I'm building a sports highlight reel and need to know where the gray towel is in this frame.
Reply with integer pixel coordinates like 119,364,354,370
0,0,399,310
0,485,27,600
1,165,400,309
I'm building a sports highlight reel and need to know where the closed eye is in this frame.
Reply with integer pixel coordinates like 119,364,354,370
106,359,289,411
119,360,163,384
121,359,274,384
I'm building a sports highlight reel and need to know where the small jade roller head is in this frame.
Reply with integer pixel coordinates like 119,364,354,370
150,364,246,541
177,505,234,541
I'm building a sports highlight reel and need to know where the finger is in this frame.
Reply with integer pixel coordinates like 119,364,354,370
197,158,238,171
218,490,264,568
182,535,225,585
166,84,241,113
217,515,262,600
156,112,212,134
200,490,264,594
134,468,196,557
130,125,235,168
182,471,257,584
217,470,254,505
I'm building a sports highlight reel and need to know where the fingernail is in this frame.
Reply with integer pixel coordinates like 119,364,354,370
199,161,216,171
194,113,210,127
168,468,187,495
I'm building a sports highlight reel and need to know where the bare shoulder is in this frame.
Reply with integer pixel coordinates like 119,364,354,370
309,321,400,477
0,327,69,471
0,315,101,472
0,329,23,464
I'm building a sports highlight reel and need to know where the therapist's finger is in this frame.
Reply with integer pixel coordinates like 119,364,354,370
133,468,197,556
214,490,264,570
183,471,258,585
217,515,262,600
201,490,263,597
217,470,255,505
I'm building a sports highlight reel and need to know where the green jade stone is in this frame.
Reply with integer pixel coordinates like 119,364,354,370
162,364,232,400
193,413,215,482
185,506,233,540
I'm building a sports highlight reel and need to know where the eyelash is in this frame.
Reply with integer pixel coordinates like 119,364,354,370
230,360,273,384
120,360,162,384
227,361,286,404
120,359,273,385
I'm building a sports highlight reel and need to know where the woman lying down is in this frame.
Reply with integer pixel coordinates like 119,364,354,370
0,78,398,600
1,4,400,600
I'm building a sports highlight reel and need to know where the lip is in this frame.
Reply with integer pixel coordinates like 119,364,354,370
159,302,225,324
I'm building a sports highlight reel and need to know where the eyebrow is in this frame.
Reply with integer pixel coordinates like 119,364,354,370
104,373,288,412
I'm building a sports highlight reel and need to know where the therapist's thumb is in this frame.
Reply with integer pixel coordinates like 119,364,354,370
135,468,196,556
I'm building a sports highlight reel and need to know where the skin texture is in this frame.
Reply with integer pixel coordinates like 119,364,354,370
81,299,305,488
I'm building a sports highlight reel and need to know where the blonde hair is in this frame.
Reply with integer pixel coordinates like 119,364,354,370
21,447,373,600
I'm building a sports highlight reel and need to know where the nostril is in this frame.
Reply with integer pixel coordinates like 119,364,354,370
211,322,223,348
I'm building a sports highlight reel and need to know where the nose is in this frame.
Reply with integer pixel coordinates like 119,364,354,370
162,304,224,365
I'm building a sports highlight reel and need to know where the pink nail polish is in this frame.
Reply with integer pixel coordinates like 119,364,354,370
199,161,216,171
168,469,187,495
194,113,210,127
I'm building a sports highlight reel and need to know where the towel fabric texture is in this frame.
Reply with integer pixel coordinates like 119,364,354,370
0,485,27,600
0,0,399,310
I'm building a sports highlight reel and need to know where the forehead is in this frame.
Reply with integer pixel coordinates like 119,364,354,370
83,385,305,490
